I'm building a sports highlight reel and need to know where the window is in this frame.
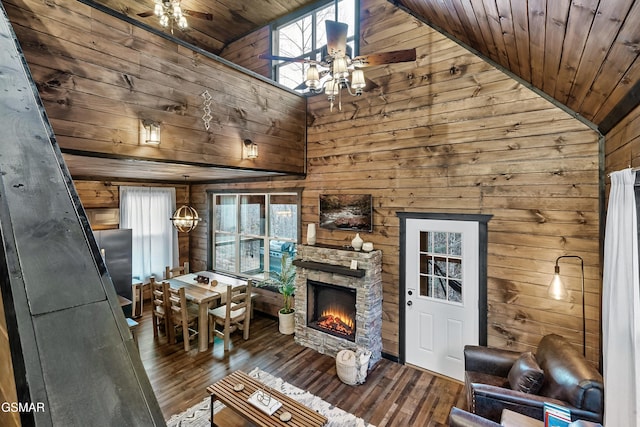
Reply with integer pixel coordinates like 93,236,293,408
272,0,359,91
211,192,299,279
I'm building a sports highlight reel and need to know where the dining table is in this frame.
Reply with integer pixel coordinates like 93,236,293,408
167,272,247,352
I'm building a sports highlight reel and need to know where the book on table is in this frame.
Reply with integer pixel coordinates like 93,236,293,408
544,402,571,427
247,390,282,415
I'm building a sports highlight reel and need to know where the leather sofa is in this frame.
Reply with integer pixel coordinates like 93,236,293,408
464,334,603,423
448,407,603,427
449,407,500,427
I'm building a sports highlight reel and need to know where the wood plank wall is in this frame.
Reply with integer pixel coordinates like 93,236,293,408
204,0,603,363
5,0,306,174
219,26,271,78
0,290,19,427
73,180,190,269
605,102,640,173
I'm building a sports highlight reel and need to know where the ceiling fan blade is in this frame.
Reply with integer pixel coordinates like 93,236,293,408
325,20,348,57
258,54,309,64
352,48,417,67
182,9,213,20
137,11,155,18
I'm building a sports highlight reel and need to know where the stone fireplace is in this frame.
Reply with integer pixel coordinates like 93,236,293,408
293,244,383,367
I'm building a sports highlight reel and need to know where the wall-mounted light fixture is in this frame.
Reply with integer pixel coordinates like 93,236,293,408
243,139,258,160
140,120,161,145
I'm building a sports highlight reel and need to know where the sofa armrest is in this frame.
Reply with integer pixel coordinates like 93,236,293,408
469,383,603,424
448,407,500,427
464,345,522,377
468,383,566,422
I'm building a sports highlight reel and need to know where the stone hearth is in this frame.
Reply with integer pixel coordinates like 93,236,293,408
293,244,383,367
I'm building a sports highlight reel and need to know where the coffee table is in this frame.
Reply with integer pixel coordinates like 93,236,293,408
207,370,327,427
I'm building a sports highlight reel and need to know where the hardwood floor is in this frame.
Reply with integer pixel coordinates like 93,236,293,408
136,307,465,426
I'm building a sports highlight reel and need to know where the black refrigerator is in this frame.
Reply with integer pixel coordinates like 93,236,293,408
94,228,133,316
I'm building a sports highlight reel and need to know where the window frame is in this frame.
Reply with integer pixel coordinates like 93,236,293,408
269,0,360,91
207,189,302,280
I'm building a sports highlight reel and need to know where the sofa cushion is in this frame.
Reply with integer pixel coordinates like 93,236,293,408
507,352,544,394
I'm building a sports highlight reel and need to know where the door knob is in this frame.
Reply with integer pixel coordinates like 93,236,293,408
407,301,412,306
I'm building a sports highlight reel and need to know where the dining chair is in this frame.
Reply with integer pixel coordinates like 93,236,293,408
164,262,189,280
208,280,253,351
168,286,199,352
150,277,170,339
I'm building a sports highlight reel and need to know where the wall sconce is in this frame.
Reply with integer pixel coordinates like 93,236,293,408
243,139,258,159
140,120,161,145
548,255,586,356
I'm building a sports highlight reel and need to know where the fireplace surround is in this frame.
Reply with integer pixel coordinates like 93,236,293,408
293,244,383,367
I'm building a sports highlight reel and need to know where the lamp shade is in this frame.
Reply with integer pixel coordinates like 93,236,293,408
332,56,349,78
305,65,320,90
351,69,366,90
548,265,569,300
325,79,340,96
171,205,201,233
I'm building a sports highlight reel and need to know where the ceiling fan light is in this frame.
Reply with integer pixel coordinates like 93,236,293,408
305,65,320,89
351,69,366,90
171,0,181,15
325,79,340,96
159,14,169,27
154,1,163,17
178,15,188,29
332,57,349,78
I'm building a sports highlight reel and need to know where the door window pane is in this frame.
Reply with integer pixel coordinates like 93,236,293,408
418,231,463,304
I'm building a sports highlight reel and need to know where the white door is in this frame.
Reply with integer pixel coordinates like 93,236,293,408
405,218,479,381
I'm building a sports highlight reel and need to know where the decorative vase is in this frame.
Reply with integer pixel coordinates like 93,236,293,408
351,233,364,251
362,242,374,252
278,310,296,335
307,223,316,245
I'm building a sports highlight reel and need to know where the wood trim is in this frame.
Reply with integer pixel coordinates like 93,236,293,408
292,259,366,277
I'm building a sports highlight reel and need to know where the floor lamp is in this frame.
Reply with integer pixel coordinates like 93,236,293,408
548,255,586,356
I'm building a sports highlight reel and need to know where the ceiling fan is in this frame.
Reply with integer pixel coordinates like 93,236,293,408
137,0,212,33
259,20,416,111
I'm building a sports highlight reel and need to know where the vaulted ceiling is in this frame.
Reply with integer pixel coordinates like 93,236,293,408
90,0,640,135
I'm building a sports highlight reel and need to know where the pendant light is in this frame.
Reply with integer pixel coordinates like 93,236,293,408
171,176,201,233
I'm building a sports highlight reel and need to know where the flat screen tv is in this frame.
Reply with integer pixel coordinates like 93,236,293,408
319,194,372,232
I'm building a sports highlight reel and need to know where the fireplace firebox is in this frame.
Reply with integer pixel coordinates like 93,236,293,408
307,280,356,342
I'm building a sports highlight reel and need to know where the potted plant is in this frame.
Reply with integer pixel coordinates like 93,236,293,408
260,253,297,334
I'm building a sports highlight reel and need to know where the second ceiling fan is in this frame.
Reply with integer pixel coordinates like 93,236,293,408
259,20,416,111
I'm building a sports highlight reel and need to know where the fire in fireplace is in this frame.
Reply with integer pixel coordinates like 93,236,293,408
307,280,356,341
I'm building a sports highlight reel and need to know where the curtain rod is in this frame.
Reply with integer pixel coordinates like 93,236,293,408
607,166,640,177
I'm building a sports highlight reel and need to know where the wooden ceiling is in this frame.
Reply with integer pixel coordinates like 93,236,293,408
395,0,640,134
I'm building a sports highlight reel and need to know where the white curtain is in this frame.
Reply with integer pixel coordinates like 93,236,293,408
120,186,179,283
603,168,640,426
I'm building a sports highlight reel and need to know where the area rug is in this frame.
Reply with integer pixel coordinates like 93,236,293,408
166,367,375,427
